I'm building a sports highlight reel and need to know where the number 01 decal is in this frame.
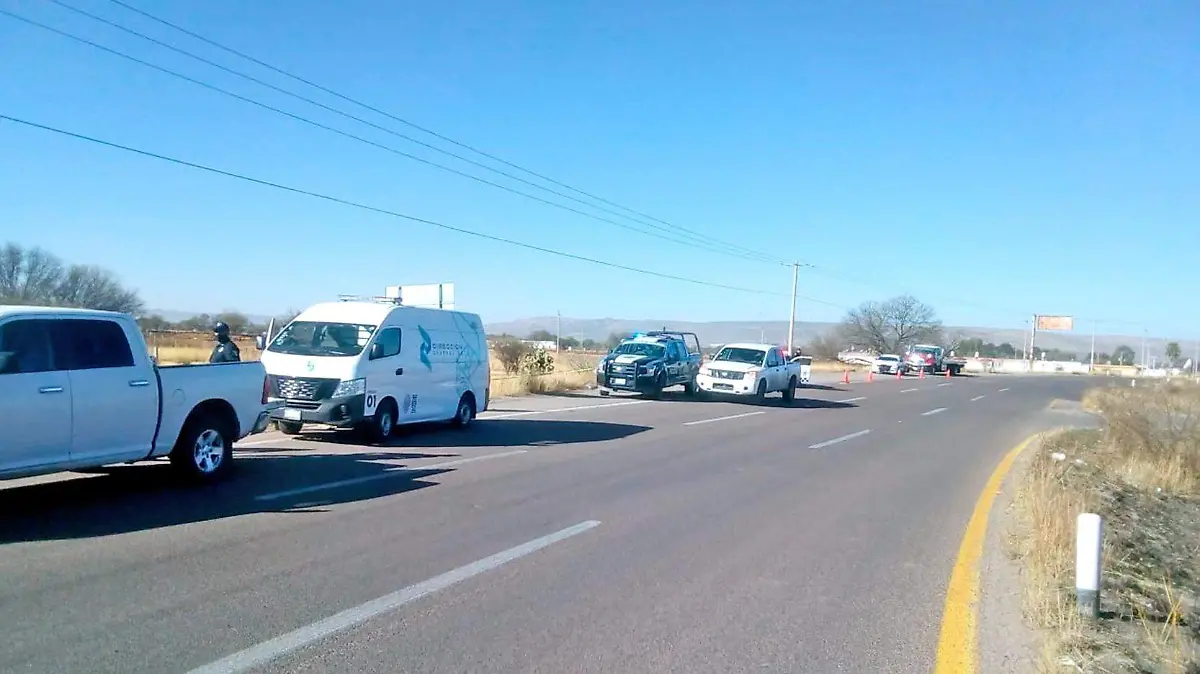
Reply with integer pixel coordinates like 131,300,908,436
365,391,379,415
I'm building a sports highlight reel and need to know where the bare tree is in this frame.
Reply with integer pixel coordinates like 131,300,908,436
804,331,843,359
0,242,144,314
837,295,943,354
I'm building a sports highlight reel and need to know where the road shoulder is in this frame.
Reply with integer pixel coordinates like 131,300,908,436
977,433,1042,674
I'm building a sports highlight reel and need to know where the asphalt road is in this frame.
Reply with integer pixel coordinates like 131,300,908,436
0,372,1091,674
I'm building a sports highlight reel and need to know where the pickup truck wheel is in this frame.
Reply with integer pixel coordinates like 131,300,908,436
170,414,233,483
644,373,666,400
782,376,797,404
683,378,697,396
277,420,303,435
755,379,768,403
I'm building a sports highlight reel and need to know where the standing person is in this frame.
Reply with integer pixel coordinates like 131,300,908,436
209,321,241,363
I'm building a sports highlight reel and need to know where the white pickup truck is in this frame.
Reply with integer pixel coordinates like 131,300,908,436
695,342,802,403
0,306,271,483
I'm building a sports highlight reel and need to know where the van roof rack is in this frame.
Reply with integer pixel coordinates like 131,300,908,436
336,294,403,304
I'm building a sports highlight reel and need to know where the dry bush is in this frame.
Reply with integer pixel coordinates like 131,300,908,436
491,338,531,375
1087,384,1200,495
1014,385,1200,673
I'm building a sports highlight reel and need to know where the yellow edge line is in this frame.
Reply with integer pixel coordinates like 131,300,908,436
934,432,1040,674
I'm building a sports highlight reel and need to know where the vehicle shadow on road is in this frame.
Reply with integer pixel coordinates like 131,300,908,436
0,421,649,543
282,419,651,449
782,398,859,410
797,384,848,392
0,451,441,543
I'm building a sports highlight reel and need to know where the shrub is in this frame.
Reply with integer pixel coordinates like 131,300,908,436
520,348,555,376
492,338,531,375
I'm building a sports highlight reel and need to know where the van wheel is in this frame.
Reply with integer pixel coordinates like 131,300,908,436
782,376,797,404
171,412,234,483
277,420,302,435
368,399,397,443
451,394,476,429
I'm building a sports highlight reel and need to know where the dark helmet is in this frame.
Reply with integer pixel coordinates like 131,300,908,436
213,321,230,336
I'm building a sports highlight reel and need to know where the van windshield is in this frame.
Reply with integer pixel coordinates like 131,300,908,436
267,321,377,357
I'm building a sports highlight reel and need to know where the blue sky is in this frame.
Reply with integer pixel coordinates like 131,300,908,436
2,0,1197,336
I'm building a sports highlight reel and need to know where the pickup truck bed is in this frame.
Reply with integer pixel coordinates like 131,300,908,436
0,306,271,483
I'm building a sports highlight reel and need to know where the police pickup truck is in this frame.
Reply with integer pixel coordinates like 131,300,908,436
595,331,702,398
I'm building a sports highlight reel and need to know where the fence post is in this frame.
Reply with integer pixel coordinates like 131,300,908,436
1075,513,1103,618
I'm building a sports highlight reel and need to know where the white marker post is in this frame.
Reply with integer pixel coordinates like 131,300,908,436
1075,513,1103,618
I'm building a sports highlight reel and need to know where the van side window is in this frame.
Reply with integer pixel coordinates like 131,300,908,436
52,319,135,370
0,319,56,374
372,328,401,360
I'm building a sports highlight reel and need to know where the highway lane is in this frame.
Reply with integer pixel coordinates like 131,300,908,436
0,374,1089,673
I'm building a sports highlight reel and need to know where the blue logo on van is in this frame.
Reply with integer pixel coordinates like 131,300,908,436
418,325,432,370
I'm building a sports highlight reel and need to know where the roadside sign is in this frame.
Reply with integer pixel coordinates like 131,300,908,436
1036,315,1074,331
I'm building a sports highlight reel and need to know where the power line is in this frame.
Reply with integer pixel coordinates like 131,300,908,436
99,0,761,254
0,113,794,297
36,0,786,266
2,7,782,266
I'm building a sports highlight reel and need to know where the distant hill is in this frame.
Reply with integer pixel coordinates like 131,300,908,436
149,307,1181,361
486,315,1180,360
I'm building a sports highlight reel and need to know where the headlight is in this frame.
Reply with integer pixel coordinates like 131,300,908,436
743,369,760,381
699,367,711,376
333,378,366,397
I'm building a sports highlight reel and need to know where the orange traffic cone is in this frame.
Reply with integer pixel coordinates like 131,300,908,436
842,369,850,385
919,368,925,379
895,368,903,380
945,368,951,379
867,370,874,383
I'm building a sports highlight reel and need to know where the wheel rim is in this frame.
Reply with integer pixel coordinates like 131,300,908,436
193,429,225,474
380,410,394,436
458,401,472,425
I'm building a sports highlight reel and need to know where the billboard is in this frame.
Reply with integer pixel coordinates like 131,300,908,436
1035,315,1074,331
384,282,455,309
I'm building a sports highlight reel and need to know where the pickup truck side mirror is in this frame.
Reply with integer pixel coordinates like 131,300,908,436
255,334,267,351
369,342,385,360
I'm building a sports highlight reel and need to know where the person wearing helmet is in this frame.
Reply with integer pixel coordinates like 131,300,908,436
209,321,242,363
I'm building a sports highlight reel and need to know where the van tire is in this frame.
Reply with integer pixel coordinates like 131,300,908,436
451,394,476,429
277,420,302,435
170,412,234,483
367,398,397,443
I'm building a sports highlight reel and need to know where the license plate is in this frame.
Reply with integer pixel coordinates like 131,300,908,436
714,383,733,390
611,377,626,386
283,408,302,421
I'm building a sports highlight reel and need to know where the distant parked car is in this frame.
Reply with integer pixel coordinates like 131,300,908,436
874,354,903,375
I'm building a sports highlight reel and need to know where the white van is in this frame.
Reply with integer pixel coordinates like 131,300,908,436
258,297,490,441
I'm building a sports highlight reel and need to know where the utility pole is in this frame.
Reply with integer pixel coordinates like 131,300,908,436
1141,329,1147,368
1090,320,1096,371
787,262,799,356
1193,340,1198,378
1029,314,1038,370
556,310,561,353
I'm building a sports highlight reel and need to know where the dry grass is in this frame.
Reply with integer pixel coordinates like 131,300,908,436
1013,383,1200,673
811,360,870,373
148,331,597,397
